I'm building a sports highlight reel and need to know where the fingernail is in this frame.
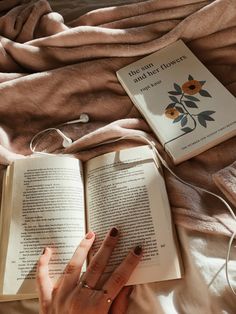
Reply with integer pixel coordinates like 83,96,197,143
85,231,94,239
134,245,142,256
42,248,46,255
110,227,119,237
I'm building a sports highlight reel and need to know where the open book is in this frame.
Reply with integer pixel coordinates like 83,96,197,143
0,145,182,301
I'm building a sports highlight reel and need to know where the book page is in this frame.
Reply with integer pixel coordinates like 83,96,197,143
0,167,14,296
1,156,85,297
85,146,181,285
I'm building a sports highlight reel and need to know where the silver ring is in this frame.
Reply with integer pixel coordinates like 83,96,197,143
78,281,113,304
77,280,93,289
83,283,92,289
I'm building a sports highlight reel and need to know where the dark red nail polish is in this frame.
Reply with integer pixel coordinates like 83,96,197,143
110,227,119,237
134,245,142,256
42,248,46,255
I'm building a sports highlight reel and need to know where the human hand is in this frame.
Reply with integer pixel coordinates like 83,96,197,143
37,227,142,314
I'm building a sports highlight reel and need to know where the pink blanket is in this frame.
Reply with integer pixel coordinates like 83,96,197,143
0,0,235,236
0,0,236,312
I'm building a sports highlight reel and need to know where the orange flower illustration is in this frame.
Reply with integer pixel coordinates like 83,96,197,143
182,80,202,95
164,75,214,141
165,108,180,119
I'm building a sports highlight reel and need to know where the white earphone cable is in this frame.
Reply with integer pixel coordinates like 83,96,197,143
30,113,89,154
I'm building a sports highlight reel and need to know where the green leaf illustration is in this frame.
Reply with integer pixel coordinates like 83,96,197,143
200,110,215,116
168,91,181,95
184,95,200,102
199,89,211,97
184,101,198,108
175,106,184,113
166,103,176,109
181,127,192,133
165,77,214,138
181,115,188,127
198,115,207,127
199,111,215,121
169,96,179,103
201,115,215,121
174,83,182,93
173,114,184,123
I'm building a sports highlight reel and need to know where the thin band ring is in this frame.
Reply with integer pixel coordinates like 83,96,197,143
77,280,93,290
83,283,92,289
77,280,113,304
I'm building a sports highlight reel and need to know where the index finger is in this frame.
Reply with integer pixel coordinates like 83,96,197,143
58,231,95,293
36,247,53,309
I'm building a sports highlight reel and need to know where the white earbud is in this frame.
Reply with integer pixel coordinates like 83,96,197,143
59,113,89,147
65,113,89,125
30,113,89,152
56,130,73,147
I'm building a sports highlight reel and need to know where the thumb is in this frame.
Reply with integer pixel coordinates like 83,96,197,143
109,286,134,314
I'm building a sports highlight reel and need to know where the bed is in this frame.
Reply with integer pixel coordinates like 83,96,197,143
0,0,236,313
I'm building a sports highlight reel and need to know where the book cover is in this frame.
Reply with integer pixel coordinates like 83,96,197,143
116,40,236,164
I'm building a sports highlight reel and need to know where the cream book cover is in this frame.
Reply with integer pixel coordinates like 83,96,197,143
116,40,236,164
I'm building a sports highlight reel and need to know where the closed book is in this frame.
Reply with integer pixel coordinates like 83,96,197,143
116,40,236,164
